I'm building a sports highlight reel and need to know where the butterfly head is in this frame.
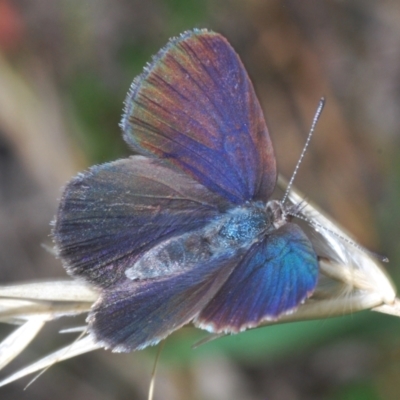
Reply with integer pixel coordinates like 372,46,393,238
265,200,289,230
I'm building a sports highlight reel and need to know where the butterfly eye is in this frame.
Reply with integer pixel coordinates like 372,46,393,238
266,200,286,229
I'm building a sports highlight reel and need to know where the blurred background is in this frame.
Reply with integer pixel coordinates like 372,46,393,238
1,0,400,399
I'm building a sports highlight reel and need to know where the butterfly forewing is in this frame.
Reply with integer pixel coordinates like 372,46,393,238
53,156,231,288
121,30,276,204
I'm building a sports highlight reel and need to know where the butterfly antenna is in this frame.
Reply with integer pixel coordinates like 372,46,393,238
289,211,389,263
282,97,325,205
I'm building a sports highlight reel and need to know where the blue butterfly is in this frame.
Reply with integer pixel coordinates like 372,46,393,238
53,29,318,352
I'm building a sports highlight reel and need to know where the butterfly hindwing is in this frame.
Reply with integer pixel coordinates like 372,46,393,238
121,30,276,204
195,223,319,333
53,156,231,288
89,251,244,351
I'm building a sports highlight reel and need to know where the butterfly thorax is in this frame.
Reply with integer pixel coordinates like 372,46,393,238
125,202,282,281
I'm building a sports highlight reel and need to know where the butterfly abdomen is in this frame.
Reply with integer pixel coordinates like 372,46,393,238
125,202,271,281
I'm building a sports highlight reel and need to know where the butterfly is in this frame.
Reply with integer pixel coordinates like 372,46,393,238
53,29,319,352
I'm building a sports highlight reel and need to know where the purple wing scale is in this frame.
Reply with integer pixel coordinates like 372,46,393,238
195,223,319,333
121,30,276,204
89,252,244,351
53,156,230,288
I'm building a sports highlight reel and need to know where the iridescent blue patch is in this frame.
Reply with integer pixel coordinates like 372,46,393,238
53,29,319,352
